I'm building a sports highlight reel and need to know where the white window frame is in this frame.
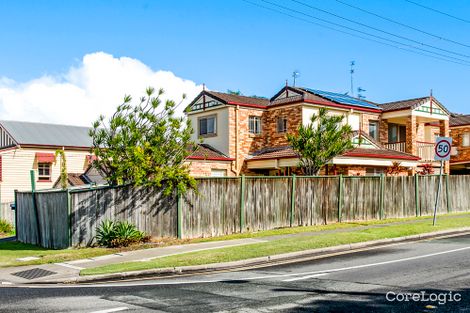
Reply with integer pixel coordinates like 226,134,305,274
369,120,379,141
38,162,52,181
249,116,262,134
463,132,470,147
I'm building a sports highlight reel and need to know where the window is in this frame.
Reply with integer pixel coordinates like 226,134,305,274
463,132,470,147
249,116,262,134
369,121,379,140
388,124,406,143
38,163,51,181
277,117,288,133
210,169,227,177
199,115,217,136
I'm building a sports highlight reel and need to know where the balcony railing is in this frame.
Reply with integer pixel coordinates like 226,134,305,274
384,141,406,152
417,141,435,162
384,141,435,162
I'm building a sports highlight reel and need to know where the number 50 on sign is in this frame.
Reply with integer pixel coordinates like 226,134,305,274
434,137,453,161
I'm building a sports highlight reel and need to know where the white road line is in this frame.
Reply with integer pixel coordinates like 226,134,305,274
21,245,470,288
55,263,85,270
1,281,13,285
283,273,329,282
89,307,128,313
281,246,470,282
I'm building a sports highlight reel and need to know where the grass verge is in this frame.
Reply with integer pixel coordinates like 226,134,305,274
81,214,470,276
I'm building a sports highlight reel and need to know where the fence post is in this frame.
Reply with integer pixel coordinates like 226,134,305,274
446,174,451,213
240,175,246,233
29,169,41,245
415,174,420,217
379,173,385,220
290,175,296,227
67,189,72,247
14,189,18,239
338,174,343,223
177,192,183,239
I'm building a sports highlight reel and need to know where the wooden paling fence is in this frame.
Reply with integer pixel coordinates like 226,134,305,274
15,175,470,249
0,202,15,226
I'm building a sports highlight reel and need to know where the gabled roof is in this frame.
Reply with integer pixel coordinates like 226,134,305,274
247,145,420,161
0,120,92,148
248,146,298,160
187,90,269,111
187,144,234,161
450,114,470,127
270,86,382,112
52,165,108,188
379,96,450,115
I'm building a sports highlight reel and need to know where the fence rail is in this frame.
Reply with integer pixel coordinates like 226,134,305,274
15,175,470,249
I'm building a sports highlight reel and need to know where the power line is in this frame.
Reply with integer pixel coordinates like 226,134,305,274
242,0,470,67
335,0,470,49
406,0,470,24
291,0,470,59
255,0,470,66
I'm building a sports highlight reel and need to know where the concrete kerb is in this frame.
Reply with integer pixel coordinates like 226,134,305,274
54,227,470,285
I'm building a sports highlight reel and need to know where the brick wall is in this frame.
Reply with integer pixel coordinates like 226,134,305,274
406,115,417,155
228,106,266,174
379,119,389,145
264,105,303,147
186,160,233,177
360,113,381,137
450,125,470,163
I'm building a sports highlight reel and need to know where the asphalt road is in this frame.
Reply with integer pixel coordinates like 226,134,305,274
2,234,470,313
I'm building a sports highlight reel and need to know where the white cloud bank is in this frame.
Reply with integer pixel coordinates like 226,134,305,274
0,52,203,126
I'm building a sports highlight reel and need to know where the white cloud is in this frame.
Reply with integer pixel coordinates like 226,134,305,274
0,52,203,126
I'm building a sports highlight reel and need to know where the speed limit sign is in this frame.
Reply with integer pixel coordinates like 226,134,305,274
434,137,452,161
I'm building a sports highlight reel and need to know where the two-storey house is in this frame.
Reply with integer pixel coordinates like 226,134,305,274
450,114,470,174
185,86,451,177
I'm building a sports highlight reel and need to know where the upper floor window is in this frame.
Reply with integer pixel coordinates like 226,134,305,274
369,121,379,141
38,163,51,182
199,115,217,137
277,117,288,133
388,123,406,143
249,116,262,134
463,132,470,147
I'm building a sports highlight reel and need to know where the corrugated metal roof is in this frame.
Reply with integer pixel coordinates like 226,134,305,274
0,120,93,148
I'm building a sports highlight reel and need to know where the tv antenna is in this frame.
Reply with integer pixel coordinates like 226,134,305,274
350,61,355,96
292,70,300,87
357,87,366,99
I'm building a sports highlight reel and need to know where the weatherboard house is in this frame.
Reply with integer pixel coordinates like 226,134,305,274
0,121,95,204
185,86,451,177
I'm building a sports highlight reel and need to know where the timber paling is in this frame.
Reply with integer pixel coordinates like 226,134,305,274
14,175,470,249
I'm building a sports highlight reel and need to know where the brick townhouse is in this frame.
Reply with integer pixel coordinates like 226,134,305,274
185,86,451,177
450,114,470,174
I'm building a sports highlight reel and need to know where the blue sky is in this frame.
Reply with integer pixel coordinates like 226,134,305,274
1,0,470,117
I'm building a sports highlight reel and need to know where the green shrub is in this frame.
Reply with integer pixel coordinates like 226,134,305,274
96,220,148,248
0,219,13,234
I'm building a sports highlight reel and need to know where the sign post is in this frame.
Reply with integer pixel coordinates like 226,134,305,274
433,137,452,226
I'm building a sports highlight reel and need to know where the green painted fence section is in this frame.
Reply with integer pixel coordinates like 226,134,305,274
15,175,470,249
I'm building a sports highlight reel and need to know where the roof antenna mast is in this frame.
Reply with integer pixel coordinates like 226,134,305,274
292,71,300,87
350,61,355,96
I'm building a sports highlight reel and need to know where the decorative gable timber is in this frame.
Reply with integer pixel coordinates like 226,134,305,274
352,133,380,149
187,94,224,112
271,87,303,102
414,99,449,117
0,125,17,149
